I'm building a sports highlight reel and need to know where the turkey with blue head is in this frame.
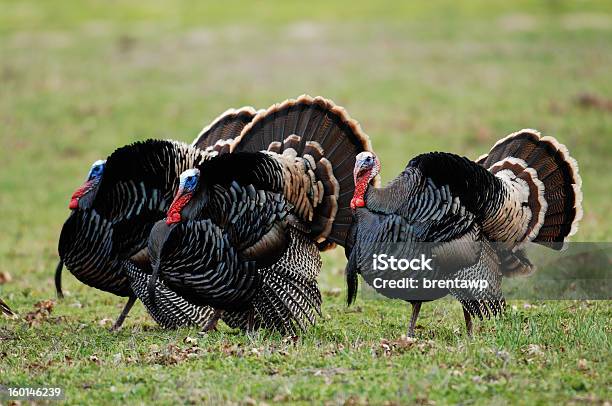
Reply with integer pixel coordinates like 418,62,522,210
146,95,375,335
55,107,258,330
345,129,583,336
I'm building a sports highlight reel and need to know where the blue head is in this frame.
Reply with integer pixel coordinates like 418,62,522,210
69,159,106,210
87,159,106,182
166,168,201,224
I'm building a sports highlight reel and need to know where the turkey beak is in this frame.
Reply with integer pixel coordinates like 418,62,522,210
353,161,371,183
173,186,184,202
353,161,364,182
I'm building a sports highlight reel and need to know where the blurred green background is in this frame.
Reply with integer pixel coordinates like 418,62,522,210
1,1,611,404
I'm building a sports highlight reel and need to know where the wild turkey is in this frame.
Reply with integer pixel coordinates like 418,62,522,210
0,298,15,317
56,107,257,330
345,129,583,336
146,95,375,335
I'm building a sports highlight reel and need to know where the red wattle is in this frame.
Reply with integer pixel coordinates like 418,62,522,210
166,192,192,225
351,172,370,210
69,198,79,209
350,197,365,210
69,180,93,210
166,212,181,225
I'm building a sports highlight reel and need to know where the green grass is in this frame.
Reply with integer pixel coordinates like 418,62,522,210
1,1,611,404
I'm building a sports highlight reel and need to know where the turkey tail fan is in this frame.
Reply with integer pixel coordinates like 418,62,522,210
250,229,322,335
231,95,376,248
0,298,15,317
478,129,583,249
55,260,64,299
192,106,258,153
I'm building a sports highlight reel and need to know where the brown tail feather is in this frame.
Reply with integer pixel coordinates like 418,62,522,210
231,95,375,247
192,106,258,152
478,129,583,249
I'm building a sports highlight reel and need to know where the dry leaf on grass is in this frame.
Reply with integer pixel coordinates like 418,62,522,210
146,343,205,365
373,336,434,357
183,336,198,345
24,299,55,326
325,287,342,297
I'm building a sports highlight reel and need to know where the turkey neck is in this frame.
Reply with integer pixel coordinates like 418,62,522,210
177,187,209,222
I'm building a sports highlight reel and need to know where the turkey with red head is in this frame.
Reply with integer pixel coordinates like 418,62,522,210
146,95,375,335
345,129,582,336
56,107,257,330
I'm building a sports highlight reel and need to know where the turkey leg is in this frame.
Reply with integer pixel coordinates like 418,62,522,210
246,308,257,334
407,301,422,337
54,260,64,299
110,296,137,332
463,307,473,337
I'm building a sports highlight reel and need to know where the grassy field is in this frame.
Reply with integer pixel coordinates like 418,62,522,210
1,1,611,404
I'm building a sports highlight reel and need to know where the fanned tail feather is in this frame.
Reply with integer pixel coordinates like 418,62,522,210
478,129,583,250
231,95,376,248
192,106,258,153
